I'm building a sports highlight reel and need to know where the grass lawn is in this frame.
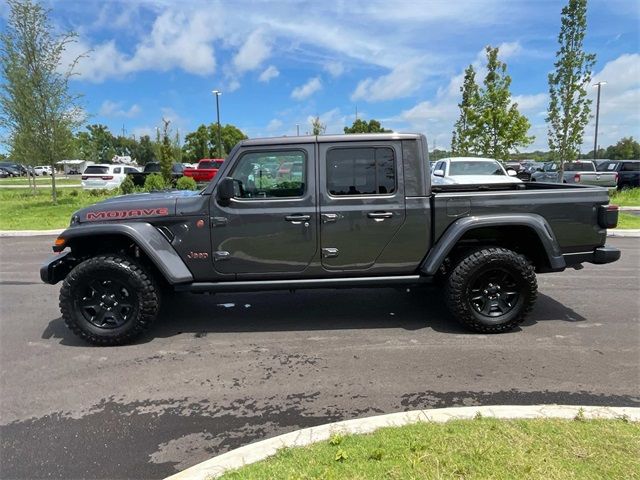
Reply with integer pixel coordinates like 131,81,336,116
220,418,639,480
0,188,116,230
0,177,80,186
617,212,640,229
610,187,640,207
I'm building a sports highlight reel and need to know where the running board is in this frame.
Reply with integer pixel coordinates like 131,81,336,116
174,275,431,293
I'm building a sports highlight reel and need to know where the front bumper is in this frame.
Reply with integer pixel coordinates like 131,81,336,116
563,245,621,267
40,251,75,284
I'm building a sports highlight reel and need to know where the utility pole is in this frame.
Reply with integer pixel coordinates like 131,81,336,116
212,90,222,158
593,81,606,160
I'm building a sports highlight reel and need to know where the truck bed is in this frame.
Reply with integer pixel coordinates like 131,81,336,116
431,182,609,254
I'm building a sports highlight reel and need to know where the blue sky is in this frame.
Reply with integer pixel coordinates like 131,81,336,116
2,0,639,153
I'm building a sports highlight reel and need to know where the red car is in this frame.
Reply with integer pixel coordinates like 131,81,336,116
183,159,224,183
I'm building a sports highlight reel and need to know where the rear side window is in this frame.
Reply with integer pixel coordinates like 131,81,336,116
597,162,619,171
113,167,122,174
327,147,396,195
622,162,640,171
83,166,108,174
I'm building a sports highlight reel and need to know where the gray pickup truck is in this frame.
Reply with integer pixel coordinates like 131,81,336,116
41,133,621,345
531,161,618,187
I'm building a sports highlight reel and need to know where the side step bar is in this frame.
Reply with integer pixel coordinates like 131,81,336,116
174,275,431,293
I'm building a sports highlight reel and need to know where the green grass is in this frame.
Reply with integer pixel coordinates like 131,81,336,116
617,212,640,229
219,418,639,480
0,188,116,230
610,187,640,207
0,177,80,186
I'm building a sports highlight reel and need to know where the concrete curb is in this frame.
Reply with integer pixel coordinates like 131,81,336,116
619,206,640,211
607,229,640,237
0,229,63,237
164,404,640,480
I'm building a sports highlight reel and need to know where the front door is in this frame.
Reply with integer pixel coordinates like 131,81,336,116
210,145,317,275
319,142,406,271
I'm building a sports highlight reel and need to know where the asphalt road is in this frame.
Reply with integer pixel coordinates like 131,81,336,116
1,236,638,479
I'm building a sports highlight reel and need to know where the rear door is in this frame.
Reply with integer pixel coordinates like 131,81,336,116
318,141,405,271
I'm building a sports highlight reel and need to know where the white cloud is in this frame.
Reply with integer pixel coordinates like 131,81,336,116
98,100,141,118
306,108,349,135
512,93,547,113
351,59,426,102
258,65,280,82
291,77,322,100
266,118,284,132
232,29,272,73
324,61,345,77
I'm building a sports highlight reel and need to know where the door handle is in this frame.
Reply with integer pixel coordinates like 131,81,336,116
367,212,394,219
285,214,311,223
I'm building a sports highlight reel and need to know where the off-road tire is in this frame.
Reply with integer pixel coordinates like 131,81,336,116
444,247,537,333
60,255,161,345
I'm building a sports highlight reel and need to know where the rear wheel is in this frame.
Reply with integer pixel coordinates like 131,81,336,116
444,247,537,333
60,255,161,345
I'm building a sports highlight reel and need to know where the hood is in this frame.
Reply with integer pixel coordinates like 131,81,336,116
72,190,199,224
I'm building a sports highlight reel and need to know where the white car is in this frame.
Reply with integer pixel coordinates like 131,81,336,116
34,165,52,176
81,164,139,190
431,157,521,185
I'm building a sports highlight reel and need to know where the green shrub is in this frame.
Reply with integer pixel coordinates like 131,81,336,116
176,176,197,190
89,188,109,197
144,173,166,192
120,175,136,195
69,189,79,197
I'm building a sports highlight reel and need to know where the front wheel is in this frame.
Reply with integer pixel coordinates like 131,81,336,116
444,247,537,333
59,255,161,345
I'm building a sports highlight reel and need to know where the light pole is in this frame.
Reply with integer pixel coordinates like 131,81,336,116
212,90,222,158
593,81,606,160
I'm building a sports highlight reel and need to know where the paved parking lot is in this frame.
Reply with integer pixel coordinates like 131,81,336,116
1,236,638,479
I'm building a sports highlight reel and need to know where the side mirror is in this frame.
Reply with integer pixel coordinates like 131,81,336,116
507,169,518,177
433,169,445,177
216,177,236,205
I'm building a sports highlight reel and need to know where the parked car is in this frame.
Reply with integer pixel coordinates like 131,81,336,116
183,159,224,183
0,167,12,178
127,162,183,187
0,162,23,177
81,164,139,190
431,157,521,185
596,160,640,189
531,161,618,187
34,165,52,176
41,133,621,345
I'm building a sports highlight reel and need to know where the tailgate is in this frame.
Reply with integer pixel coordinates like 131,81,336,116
573,172,617,187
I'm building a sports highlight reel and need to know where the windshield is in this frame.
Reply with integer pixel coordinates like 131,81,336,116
83,166,109,174
596,162,619,171
144,163,160,172
565,162,595,172
449,160,504,176
199,160,223,169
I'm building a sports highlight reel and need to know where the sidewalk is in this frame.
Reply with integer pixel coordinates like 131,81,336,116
165,404,640,480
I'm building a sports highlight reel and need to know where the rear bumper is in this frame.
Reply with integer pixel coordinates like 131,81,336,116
563,245,621,267
40,251,75,284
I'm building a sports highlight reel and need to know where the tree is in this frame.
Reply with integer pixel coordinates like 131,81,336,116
451,65,481,155
0,0,83,201
547,0,596,174
310,116,326,135
182,125,210,162
137,135,156,165
158,118,174,183
475,46,533,161
211,123,247,157
343,119,391,134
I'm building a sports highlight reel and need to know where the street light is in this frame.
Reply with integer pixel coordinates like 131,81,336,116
593,81,606,160
212,90,222,158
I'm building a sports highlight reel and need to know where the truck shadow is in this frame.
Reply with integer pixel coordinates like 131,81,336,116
42,288,586,346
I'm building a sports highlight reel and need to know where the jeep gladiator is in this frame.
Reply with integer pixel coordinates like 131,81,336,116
41,133,621,345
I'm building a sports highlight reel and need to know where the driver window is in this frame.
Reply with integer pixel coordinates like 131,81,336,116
228,150,306,199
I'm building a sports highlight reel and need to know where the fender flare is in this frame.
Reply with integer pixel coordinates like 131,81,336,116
57,222,194,284
420,214,565,275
